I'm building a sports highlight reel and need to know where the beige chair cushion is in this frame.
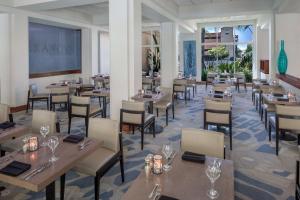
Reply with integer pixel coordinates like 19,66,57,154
181,128,224,159
51,87,69,103
154,101,171,109
0,104,10,123
122,100,146,124
71,96,90,116
32,110,57,134
89,118,119,153
173,79,187,92
263,104,275,112
74,147,115,176
31,93,49,99
205,100,231,124
276,105,300,131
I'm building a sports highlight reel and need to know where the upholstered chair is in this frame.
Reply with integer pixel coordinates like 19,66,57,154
142,77,153,91
269,105,300,155
120,100,155,150
68,96,103,136
181,128,225,159
0,104,13,123
66,118,124,200
153,87,174,126
234,73,247,92
1,110,59,153
103,78,110,89
50,87,70,111
206,73,217,89
213,83,231,94
26,84,49,112
187,79,197,97
173,79,190,104
204,99,233,150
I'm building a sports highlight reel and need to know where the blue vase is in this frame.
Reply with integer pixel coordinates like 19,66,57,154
277,40,288,75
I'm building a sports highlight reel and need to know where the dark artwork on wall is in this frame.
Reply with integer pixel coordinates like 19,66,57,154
29,22,81,78
183,40,196,77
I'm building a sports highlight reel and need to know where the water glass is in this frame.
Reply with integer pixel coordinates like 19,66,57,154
206,160,222,199
48,136,59,163
40,125,50,147
162,144,173,172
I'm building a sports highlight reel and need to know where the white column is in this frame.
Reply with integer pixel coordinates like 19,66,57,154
196,24,202,82
160,22,179,88
109,0,142,120
252,24,258,79
10,13,29,107
91,28,99,76
269,13,276,79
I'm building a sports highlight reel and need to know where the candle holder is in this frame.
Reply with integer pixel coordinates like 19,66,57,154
153,155,163,175
28,136,39,152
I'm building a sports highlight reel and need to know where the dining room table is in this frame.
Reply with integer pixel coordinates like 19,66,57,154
132,91,166,134
0,125,28,145
122,154,234,200
46,82,82,96
0,134,100,200
80,89,110,118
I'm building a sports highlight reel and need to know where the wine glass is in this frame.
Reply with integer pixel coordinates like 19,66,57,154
40,125,50,147
206,162,221,199
48,136,59,163
155,86,161,97
162,144,173,172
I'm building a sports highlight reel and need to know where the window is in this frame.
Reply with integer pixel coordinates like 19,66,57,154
201,25,253,81
142,30,160,75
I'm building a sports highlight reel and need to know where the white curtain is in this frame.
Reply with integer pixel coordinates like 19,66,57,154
99,31,110,75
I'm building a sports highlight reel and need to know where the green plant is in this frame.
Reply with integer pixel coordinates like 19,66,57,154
202,68,208,81
208,46,229,62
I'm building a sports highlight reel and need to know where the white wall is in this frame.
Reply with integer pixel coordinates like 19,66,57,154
257,27,269,79
99,31,110,75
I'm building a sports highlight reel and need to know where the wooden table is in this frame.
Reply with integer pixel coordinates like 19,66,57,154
0,125,28,144
122,155,234,200
204,94,233,102
81,89,110,118
0,134,100,200
262,93,299,106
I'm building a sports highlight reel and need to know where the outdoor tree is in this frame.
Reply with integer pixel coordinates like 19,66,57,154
208,45,229,62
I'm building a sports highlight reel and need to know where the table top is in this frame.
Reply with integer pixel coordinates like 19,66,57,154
0,134,100,192
81,89,110,97
204,95,233,102
122,155,234,200
262,93,299,106
46,83,82,89
131,92,165,103
0,125,28,144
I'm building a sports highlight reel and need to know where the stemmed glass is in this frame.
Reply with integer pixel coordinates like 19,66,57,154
155,86,161,98
162,144,173,172
40,125,50,147
47,136,59,163
206,159,222,199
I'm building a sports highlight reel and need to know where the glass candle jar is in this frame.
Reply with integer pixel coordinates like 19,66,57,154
153,155,163,175
29,136,38,152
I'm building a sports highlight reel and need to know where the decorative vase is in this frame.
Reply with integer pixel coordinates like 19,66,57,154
277,40,288,75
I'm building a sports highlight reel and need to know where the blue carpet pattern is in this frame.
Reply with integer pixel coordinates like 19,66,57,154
0,85,299,200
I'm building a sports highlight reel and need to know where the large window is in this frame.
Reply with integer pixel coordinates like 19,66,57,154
201,25,253,81
142,30,160,75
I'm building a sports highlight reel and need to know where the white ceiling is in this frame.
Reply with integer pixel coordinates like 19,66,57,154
172,0,273,6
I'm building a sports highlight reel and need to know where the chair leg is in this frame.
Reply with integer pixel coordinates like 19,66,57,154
156,108,159,117
172,104,175,119
152,121,156,138
32,101,34,111
229,124,232,150
298,135,300,145
265,111,268,129
0,150,5,157
47,100,49,111
166,108,168,126
120,155,125,183
26,99,30,113
85,118,89,137
60,174,65,200
68,117,72,134
94,175,100,200
261,108,264,121
269,123,272,142
276,129,279,155
141,127,144,150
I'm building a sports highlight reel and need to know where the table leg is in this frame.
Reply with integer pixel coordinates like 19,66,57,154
103,97,107,118
60,174,65,200
145,101,164,134
46,181,55,200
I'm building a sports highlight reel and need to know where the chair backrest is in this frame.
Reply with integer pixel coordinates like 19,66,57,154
32,110,57,134
142,77,153,90
207,73,217,79
70,96,90,116
50,87,69,103
181,128,224,159
204,99,231,125
121,100,145,124
173,79,187,92
235,73,245,83
213,84,231,93
29,84,38,97
0,104,10,123
103,78,110,89
160,87,173,103
89,118,120,153
276,105,300,131
296,161,300,200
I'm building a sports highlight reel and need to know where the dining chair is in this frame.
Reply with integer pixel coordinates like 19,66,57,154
187,79,197,97
154,87,174,126
1,110,59,154
142,77,153,91
213,83,231,94
268,105,300,155
26,84,49,112
206,73,216,90
69,118,124,200
181,128,225,159
296,160,300,200
0,104,13,123
234,73,247,92
103,78,110,89
68,96,103,136
173,79,190,104
204,99,233,150
120,100,155,150
50,87,70,111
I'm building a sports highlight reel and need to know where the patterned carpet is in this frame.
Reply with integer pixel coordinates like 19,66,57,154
0,85,299,200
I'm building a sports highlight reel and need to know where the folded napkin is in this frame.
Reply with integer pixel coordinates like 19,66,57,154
214,91,224,94
0,122,15,130
158,195,179,200
143,94,152,98
277,97,289,102
50,83,57,85
273,93,284,97
262,83,269,85
93,90,102,93
214,94,223,99
63,135,84,143
61,84,67,86
0,161,31,176
182,151,206,163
